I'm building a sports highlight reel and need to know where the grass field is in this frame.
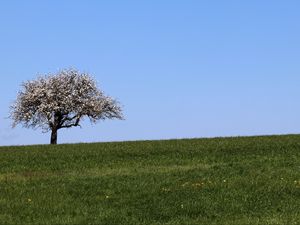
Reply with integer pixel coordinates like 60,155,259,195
1,135,300,225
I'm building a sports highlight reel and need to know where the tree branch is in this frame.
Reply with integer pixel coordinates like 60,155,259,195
60,116,81,128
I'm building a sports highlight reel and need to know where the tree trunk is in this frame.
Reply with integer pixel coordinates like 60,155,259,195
50,128,58,145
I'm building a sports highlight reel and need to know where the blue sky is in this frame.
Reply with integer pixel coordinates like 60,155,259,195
0,0,300,145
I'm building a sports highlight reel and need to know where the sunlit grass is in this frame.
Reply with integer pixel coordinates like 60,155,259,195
1,135,300,224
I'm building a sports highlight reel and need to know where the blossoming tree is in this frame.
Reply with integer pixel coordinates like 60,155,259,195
10,69,123,144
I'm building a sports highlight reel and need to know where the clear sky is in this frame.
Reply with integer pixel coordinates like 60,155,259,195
0,0,300,146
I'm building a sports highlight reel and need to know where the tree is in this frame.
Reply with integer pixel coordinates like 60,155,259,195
10,69,123,144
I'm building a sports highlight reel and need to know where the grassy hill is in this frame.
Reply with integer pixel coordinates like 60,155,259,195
1,135,300,225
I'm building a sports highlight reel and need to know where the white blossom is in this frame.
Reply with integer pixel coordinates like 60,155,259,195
10,68,124,144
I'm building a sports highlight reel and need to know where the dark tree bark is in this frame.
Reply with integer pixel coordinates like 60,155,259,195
50,128,58,145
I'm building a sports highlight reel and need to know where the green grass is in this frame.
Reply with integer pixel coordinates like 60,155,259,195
1,135,300,225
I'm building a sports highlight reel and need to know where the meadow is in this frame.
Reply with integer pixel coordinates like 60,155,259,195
1,135,300,225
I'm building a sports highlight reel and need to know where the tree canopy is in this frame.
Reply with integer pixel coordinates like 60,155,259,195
10,69,123,144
